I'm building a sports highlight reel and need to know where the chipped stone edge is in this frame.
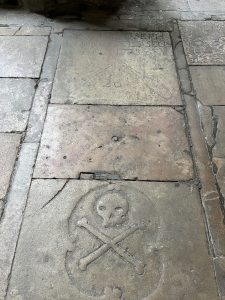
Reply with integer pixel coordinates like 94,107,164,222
171,22,225,299
0,143,38,299
25,32,62,143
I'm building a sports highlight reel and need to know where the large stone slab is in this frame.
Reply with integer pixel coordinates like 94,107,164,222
190,66,225,105
188,0,225,12
0,133,21,200
51,31,181,105
213,107,225,158
0,79,36,132
34,105,193,180
7,180,218,300
0,143,38,299
0,36,48,77
180,21,225,65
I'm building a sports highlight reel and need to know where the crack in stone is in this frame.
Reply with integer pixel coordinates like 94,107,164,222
41,179,69,210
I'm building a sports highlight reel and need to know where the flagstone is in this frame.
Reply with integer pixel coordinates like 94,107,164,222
190,66,225,105
34,105,193,180
7,180,218,300
180,21,225,65
51,31,181,105
0,36,48,77
0,133,21,200
0,79,36,132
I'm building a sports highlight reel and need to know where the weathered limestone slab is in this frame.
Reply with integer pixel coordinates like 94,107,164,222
213,158,225,202
0,133,21,200
0,36,48,77
7,180,218,300
0,26,50,36
34,105,193,180
197,102,215,148
190,66,225,105
214,257,225,300
0,26,20,35
188,0,225,12
179,21,225,65
15,26,51,36
213,107,225,158
51,31,181,105
25,34,62,143
0,143,38,299
0,79,36,132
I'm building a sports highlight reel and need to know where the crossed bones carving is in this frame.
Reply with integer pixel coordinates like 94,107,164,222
77,218,145,275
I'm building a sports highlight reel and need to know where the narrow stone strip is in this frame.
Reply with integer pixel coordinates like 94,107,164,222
171,22,225,298
0,143,38,299
25,33,62,143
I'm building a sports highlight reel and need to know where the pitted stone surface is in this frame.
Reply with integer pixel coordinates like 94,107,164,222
0,133,21,199
0,36,48,77
0,79,36,132
180,21,225,65
190,66,225,105
213,107,225,158
188,0,225,12
51,31,181,105
34,105,193,180
7,180,218,300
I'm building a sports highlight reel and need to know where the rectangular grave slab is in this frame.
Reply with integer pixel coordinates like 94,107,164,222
0,79,36,132
0,133,21,199
51,31,181,105
34,105,193,180
190,66,225,105
7,180,218,300
0,36,48,77
179,21,225,65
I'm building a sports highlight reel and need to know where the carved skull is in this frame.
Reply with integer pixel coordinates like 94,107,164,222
96,191,129,228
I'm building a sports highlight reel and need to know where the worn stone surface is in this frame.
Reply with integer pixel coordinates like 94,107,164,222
0,79,36,132
7,180,218,300
51,31,181,105
15,26,51,36
197,102,215,148
0,133,21,200
188,0,225,12
0,143,38,299
34,105,193,180
0,26,50,36
25,34,62,143
179,21,225,65
0,26,20,35
213,107,225,159
0,36,48,77
184,95,217,201
190,66,225,105
203,198,225,257
213,158,225,201
214,257,225,300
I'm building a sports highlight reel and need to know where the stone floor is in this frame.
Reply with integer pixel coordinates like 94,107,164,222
0,1,225,299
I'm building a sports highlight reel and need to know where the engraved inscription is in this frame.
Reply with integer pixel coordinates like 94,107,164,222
65,184,162,299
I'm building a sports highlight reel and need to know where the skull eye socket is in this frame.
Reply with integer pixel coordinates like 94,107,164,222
115,206,123,212
99,205,106,211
